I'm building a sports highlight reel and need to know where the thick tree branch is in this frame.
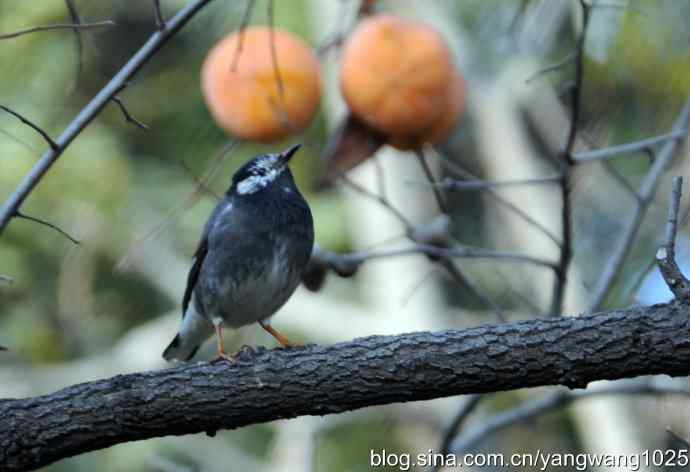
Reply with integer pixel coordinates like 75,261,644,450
3,301,690,470
0,0,216,234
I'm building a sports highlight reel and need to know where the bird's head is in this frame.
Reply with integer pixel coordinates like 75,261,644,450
230,144,301,196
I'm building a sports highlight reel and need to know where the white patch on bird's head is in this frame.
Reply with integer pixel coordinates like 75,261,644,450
236,154,285,195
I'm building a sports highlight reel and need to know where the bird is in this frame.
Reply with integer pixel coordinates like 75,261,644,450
163,144,314,361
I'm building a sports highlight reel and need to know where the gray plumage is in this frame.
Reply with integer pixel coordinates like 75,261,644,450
163,146,314,361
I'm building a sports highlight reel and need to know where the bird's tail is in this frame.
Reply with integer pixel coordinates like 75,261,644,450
162,333,200,362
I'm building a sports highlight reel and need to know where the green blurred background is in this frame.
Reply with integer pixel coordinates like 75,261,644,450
2,1,690,471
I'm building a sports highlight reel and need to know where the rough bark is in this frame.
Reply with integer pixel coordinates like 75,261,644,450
2,301,690,471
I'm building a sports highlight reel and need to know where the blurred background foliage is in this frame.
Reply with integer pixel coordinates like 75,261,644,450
2,0,690,471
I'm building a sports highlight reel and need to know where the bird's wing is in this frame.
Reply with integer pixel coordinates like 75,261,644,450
182,237,208,318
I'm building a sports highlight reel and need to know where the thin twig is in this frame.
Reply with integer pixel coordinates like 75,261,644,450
15,211,80,245
590,1,649,16
0,20,115,40
588,99,690,311
437,395,483,462
0,0,217,235
117,140,236,270
549,0,591,316
64,0,84,91
436,154,562,247
438,259,507,323
550,172,572,316
415,149,448,214
525,52,575,84
600,160,638,198
153,0,166,30
177,161,221,199
312,243,559,271
340,175,413,230
111,96,150,131
0,128,39,153
656,176,690,300
664,177,682,251
573,129,688,163
266,0,287,113
451,382,690,453
316,0,355,57
420,176,561,191
562,0,590,163
0,105,58,151
373,155,388,200
231,0,255,71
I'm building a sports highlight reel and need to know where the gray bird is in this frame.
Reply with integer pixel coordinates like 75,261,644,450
163,144,314,361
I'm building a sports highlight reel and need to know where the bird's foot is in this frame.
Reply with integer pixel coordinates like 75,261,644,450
216,350,237,363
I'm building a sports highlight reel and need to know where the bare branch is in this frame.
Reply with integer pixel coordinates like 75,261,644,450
588,98,690,311
415,149,448,213
111,96,150,131
310,240,559,272
266,0,287,116
562,0,590,163
0,105,58,151
153,0,166,30
0,274,13,285
437,395,483,459
0,128,38,153
437,259,507,323
0,20,115,40
436,154,562,247
117,140,237,270
231,0,256,71
64,0,84,90
549,0,592,316
15,211,80,245
451,382,690,453
2,302,690,471
0,0,218,235
525,52,575,84
419,176,561,191
550,173,572,316
656,176,690,299
340,174,412,230
177,161,221,199
573,129,688,163
600,160,638,198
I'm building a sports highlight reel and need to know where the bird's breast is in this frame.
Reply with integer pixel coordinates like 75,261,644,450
199,234,311,327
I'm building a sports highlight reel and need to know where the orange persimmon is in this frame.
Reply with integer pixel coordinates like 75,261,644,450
339,14,455,141
201,27,321,143
389,71,468,150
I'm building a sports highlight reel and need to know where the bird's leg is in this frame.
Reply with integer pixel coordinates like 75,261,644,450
259,321,294,347
212,319,235,362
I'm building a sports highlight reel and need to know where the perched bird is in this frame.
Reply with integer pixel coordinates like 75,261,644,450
163,144,314,361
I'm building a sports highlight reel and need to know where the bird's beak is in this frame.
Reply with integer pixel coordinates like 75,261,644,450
279,144,301,164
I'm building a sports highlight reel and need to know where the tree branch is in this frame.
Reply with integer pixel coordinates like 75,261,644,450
0,21,115,40
573,129,688,163
0,0,216,234
588,97,690,310
450,381,690,454
0,105,58,151
656,176,690,299
3,301,690,470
